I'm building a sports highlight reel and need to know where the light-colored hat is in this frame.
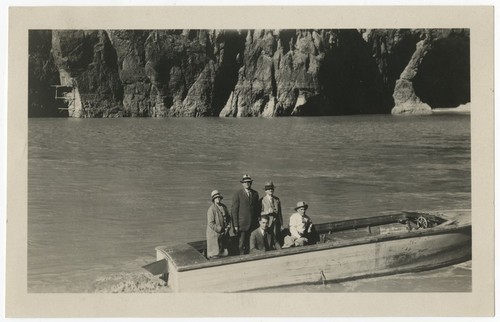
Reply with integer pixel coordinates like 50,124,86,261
211,190,223,200
264,181,275,190
240,174,253,183
294,201,308,210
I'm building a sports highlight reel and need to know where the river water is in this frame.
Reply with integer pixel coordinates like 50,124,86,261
28,114,471,292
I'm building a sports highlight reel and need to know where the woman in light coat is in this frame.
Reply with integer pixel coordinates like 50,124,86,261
206,190,232,259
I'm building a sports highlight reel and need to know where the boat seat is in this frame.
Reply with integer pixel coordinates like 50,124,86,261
167,243,208,268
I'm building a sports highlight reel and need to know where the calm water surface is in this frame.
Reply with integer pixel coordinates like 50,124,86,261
28,115,471,292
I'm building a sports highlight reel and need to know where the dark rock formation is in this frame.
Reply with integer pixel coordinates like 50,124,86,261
51,30,124,117
108,30,151,116
413,29,470,108
28,29,470,117
389,29,470,114
221,29,392,117
28,30,63,117
317,29,389,115
73,29,244,117
220,29,283,117
141,30,221,117
361,29,423,113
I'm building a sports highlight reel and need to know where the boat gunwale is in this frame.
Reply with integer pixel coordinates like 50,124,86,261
158,212,471,272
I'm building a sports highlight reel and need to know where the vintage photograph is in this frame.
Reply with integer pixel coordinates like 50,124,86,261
27,28,472,293
6,5,494,317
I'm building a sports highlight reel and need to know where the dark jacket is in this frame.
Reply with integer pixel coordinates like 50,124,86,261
231,188,260,232
249,228,281,253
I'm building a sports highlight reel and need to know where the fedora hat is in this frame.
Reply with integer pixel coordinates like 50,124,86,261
240,174,253,183
211,190,223,200
264,181,275,190
294,201,308,210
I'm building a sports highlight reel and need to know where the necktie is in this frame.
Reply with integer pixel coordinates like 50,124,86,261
263,231,269,249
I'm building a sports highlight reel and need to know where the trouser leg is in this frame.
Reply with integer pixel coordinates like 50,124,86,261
228,236,239,256
283,235,296,248
294,237,307,246
238,230,250,254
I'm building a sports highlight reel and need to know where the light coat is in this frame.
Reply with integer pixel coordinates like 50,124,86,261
206,202,232,258
259,195,283,239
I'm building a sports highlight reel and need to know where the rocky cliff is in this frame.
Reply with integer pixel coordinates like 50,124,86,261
28,28,470,117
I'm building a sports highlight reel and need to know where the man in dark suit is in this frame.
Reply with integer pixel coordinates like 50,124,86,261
249,215,281,254
231,174,260,255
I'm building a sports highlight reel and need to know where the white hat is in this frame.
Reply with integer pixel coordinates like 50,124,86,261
240,174,253,183
211,190,223,200
294,201,308,210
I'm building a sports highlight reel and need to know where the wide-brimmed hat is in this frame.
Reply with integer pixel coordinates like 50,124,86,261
211,190,223,200
240,174,253,183
264,181,275,190
294,201,308,210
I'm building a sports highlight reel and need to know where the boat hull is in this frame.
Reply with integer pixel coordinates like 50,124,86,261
156,225,471,292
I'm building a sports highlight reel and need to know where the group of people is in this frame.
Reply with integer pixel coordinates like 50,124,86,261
206,174,318,259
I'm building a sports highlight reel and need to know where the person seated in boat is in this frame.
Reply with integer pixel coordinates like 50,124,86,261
249,215,281,254
259,181,284,243
206,190,234,259
283,201,319,248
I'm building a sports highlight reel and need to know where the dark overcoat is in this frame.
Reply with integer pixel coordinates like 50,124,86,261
231,188,260,232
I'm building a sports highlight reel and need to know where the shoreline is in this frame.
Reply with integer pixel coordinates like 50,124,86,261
432,103,471,115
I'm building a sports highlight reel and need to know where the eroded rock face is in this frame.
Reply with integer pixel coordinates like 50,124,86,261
28,29,470,117
389,29,470,114
52,30,124,117
221,29,390,117
392,39,433,115
142,30,222,117
275,29,324,116
361,29,424,113
220,29,278,117
99,30,242,117
108,30,151,116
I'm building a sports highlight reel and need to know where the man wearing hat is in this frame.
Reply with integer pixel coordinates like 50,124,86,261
283,201,317,248
259,181,283,243
206,190,233,259
231,174,260,255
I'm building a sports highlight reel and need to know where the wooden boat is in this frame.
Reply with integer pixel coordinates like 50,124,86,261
143,210,471,292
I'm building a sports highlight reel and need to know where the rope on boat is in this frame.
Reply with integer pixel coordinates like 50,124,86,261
320,270,327,286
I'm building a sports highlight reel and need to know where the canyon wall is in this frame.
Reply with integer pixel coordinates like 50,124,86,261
28,29,470,117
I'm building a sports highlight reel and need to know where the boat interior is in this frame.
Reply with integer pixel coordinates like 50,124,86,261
190,211,448,258
142,211,468,279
